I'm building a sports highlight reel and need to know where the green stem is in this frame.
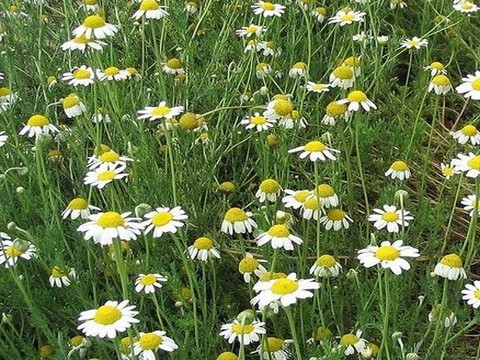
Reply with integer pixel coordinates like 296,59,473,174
285,307,302,360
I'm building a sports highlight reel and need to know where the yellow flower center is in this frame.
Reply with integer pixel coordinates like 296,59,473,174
440,254,463,268
239,257,259,272
474,289,480,300
193,237,213,250
51,266,66,278
304,197,320,210
268,224,290,238
48,150,62,159
166,58,182,69
344,56,361,67
407,39,419,47
271,278,299,294
347,90,367,102
152,106,171,116
0,87,12,96
27,115,49,126
179,112,198,129
259,179,280,194
272,99,293,116
151,212,173,226
69,335,84,347
104,67,120,76
140,0,160,11
140,274,157,285
430,62,444,70
83,15,106,29
313,327,332,341
260,272,287,281
326,101,347,117
73,34,91,44
139,332,163,350
73,69,92,80
340,13,355,22
312,84,325,91
317,255,336,267
217,352,238,360
472,78,480,91
304,141,326,152
224,208,248,222
97,170,117,181
461,2,473,10
9,5,19,12
246,25,257,33
375,246,400,261
99,151,120,163
251,115,267,125
332,66,354,80
340,334,359,346
5,245,25,257
443,167,454,176
261,2,275,11
263,337,284,352
68,198,88,210
39,345,54,358
461,124,478,136
97,212,124,228
256,62,269,71
294,190,310,203
232,323,255,334
293,62,307,70
432,75,450,86
126,67,138,76
327,209,345,221
94,305,122,325
381,211,399,222
390,160,408,171
467,155,480,170
84,0,98,4
63,95,80,109
315,184,334,198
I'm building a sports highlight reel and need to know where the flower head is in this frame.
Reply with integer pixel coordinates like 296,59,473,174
329,66,355,89
0,237,36,268
238,253,267,283
461,194,480,217
367,205,414,233
137,101,185,121
425,62,446,76
253,337,293,360
62,65,95,86
322,100,350,125
132,0,169,20
49,266,76,287
256,179,281,202
288,140,339,162
187,236,221,261
385,160,411,180
135,273,167,294
434,254,467,280
462,281,480,308
429,75,453,95
282,189,311,209
133,330,178,357
400,37,428,50
72,15,118,39
219,319,266,345
221,207,257,235
452,152,480,178
61,34,106,52
19,115,58,138
240,112,276,132
441,161,460,180
328,10,366,26
256,224,303,251
252,1,286,17
62,198,100,220
320,208,353,231
83,164,129,189
310,255,342,277
452,124,480,145
142,206,188,238
63,93,86,118
339,330,367,355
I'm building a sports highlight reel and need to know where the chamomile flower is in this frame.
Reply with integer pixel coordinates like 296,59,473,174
77,300,139,338
425,62,446,76
251,272,320,308
219,319,266,345
428,304,457,328
125,67,142,80
377,35,389,45
77,211,144,246
311,184,339,208
441,161,460,179
137,101,185,121
278,110,308,129
312,6,327,22
236,24,266,37
92,108,112,123
357,240,420,275
96,67,130,81
329,66,355,89
83,164,129,189
252,1,286,17
133,330,178,357
282,189,311,209
142,206,188,238
61,34,106,52
162,58,185,75
62,93,86,118
453,124,480,145
400,37,428,50
264,97,294,121
240,112,276,132
184,1,198,14
238,253,267,283
288,140,339,162
306,81,331,94
0,87,19,109
135,273,168,294
353,31,371,43
310,255,342,277
452,152,480,178
132,0,169,20
385,160,411,180
187,236,221,261
322,100,350,125
339,330,367,356
244,39,262,52
319,208,353,231
434,254,467,280
301,196,322,220
368,205,414,233
259,40,281,56
428,75,453,95
461,194,480,217
461,281,480,308
49,266,76,287
328,10,366,26
454,1,479,13
0,238,36,268
88,150,133,170
62,66,95,86
82,0,99,11
62,197,100,220
390,0,407,9
221,207,257,235
338,90,377,111
253,337,292,360
0,131,7,147
256,179,282,202
72,15,118,39
256,62,272,78
288,62,308,78
256,224,303,251
19,114,59,138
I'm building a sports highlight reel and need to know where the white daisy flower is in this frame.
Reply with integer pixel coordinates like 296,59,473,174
390,0,407,9
328,10,366,26
329,65,355,89
434,254,467,280
0,131,8,147
61,197,100,220
452,124,480,145
428,75,453,95
62,65,95,87
264,98,294,121
338,90,377,112
367,205,414,233
187,236,221,261
132,0,169,20
236,24,266,37
385,160,411,180
19,114,59,138
133,330,178,357
310,255,342,278
256,62,273,78
454,1,479,13
278,110,308,129
137,101,185,121
428,304,457,328
0,238,36,268
134,273,168,294
81,0,99,12
306,81,331,94
238,253,267,283
310,184,339,208
301,196,322,220
322,100,350,125
72,15,118,39
251,1,286,17
441,161,460,180
282,189,311,209
452,152,480,178
162,58,185,75
253,337,293,360
339,330,367,356
83,164,129,189
319,208,353,231
184,1,198,14
221,207,257,235
87,150,133,170
256,224,303,251
219,319,266,345
62,93,86,118
49,266,76,287
96,67,130,81
461,194,480,217
424,62,446,76
240,112,276,132
142,206,188,238
288,62,308,78
400,36,428,50
461,281,480,308
312,6,327,22
61,34,106,52
255,179,282,202
288,140,340,162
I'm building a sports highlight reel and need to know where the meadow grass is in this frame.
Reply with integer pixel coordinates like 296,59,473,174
0,0,480,359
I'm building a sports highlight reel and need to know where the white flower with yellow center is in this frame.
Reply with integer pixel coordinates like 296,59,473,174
322,100,350,125
259,40,281,57
0,237,36,268
134,273,167,294
338,90,377,112
238,253,267,283
162,58,185,75
357,240,420,275
221,207,257,235
132,0,169,20
185,1,198,13
62,197,100,220
49,266,76,287
187,236,220,261
62,93,86,118
320,208,353,231
133,330,178,358
343,56,362,75
434,254,467,280
236,24,266,37
377,36,389,45
142,206,188,238
219,319,266,345
461,194,480,217
92,108,111,123
289,62,308,78
310,255,342,278
400,37,428,50
312,6,327,22
289,140,340,162
125,67,142,80
328,10,366,26
0,87,19,110
452,124,480,145
256,224,303,251
339,330,367,355
62,65,95,86
251,273,320,308
306,81,331,94
385,160,411,180
88,150,133,170
256,179,282,202
61,34,106,52
82,0,99,11
310,184,339,208
96,66,130,81
77,300,139,338
253,337,293,360
428,304,457,328
282,189,311,209
329,65,355,89
77,211,144,246
264,97,294,121
240,112,276,132
424,61,446,76
84,164,129,189
462,281,480,308
278,110,308,129
441,161,459,180
368,205,413,233
301,196,322,220
390,0,407,9
452,152,480,178
428,75,453,95
137,101,185,121
256,62,272,78
251,1,286,17
19,114,59,138
244,39,262,53
72,15,118,39
454,1,479,13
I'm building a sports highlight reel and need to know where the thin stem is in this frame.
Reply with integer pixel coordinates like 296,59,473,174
285,307,303,360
